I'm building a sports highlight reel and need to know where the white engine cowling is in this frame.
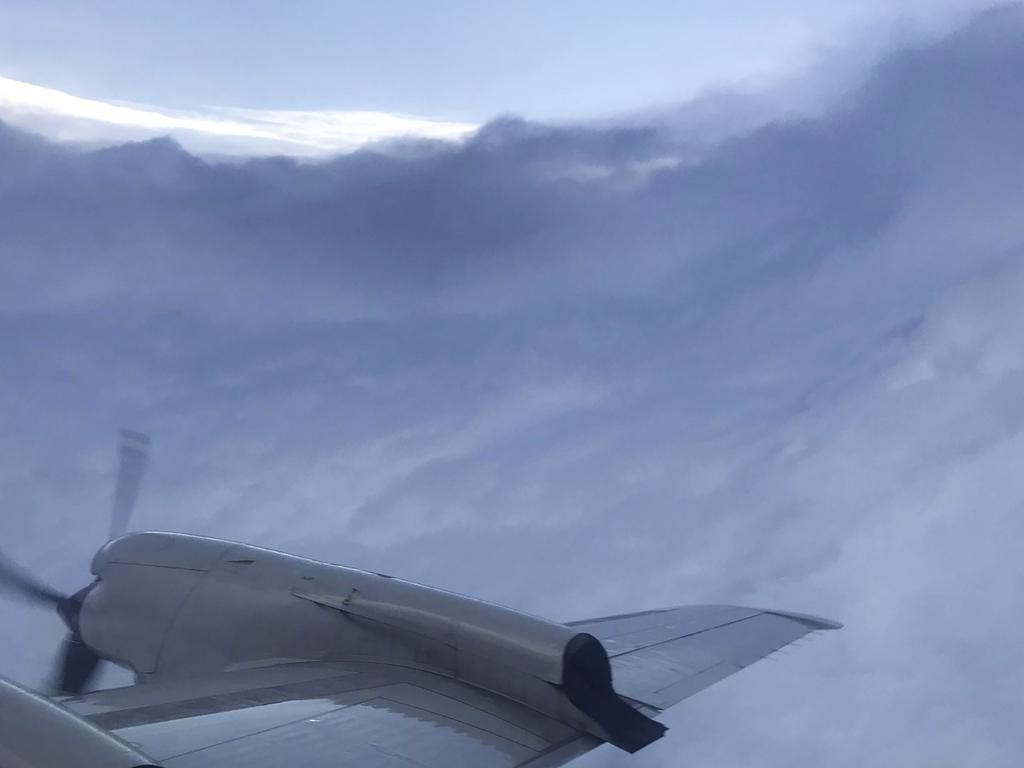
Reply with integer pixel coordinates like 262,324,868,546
81,532,664,752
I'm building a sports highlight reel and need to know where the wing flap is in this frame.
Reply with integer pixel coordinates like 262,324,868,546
69,661,585,768
155,697,537,768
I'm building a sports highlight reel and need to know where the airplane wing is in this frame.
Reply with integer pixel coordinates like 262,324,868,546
64,659,600,768
47,604,839,767
567,604,841,711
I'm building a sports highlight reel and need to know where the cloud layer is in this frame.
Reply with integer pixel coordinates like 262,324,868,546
2,6,1024,766
0,74,476,156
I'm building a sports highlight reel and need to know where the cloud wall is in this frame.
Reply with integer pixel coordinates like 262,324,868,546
2,7,1023,766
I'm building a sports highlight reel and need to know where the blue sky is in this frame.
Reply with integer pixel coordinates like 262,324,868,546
0,1,987,124
2,4,1024,767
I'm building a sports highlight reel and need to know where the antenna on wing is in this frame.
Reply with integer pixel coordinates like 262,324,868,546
0,429,151,695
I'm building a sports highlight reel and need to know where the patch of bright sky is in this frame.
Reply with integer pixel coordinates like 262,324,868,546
0,0,988,123
0,75,476,156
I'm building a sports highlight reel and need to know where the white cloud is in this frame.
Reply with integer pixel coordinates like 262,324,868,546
0,74,476,156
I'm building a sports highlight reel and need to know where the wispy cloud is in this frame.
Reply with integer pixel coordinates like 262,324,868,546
0,74,476,156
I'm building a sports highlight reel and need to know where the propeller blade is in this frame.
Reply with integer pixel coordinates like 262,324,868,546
108,429,150,540
0,552,64,607
56,633,102,695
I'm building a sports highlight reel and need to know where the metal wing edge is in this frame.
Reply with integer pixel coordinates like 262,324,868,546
761,608,843,631
568,604,843,632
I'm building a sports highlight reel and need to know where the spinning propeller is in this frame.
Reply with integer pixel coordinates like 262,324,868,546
0,430,150,695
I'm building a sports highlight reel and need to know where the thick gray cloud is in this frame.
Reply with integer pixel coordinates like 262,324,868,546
2,6,1024,766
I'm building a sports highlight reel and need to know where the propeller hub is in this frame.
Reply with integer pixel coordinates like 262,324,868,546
56,581,100,638
0,429,150,695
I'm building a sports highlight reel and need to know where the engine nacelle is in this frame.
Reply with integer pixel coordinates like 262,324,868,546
81,531,664,752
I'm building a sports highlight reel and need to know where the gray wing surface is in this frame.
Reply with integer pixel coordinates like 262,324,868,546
60,605,838,767
568,604,842,711
65,661,599,768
